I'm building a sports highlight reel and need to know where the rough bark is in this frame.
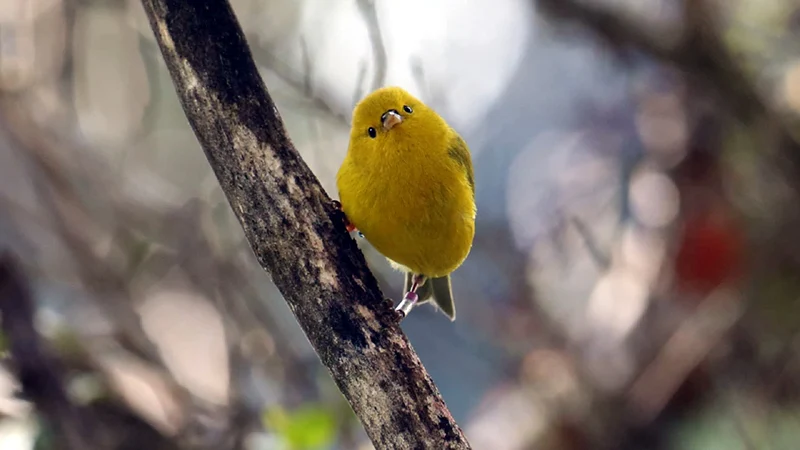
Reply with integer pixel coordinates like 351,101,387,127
138,1,471,449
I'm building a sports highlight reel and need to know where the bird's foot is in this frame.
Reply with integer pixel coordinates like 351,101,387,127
331,200,358,233
379,298,405,323
392,275,425,321
394,291,418,321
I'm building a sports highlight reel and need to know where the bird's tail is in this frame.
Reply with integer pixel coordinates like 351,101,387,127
403,273,456,321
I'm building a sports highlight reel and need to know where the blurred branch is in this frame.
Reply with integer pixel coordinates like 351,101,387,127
569,216,611,270
0,104,252,448
254,43,350,125
353,60,369,109
256,0,387,116
535,0,775,124
355,0,388,92
0,252,98,449
410,57,430,104
299,38,314,97
0,103,172,375
627,289,743,423
0,253,179,450
139,0,471,448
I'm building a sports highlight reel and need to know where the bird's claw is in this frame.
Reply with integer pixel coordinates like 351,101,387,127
331,200,359,234
331,200,358,233
381,298,405,323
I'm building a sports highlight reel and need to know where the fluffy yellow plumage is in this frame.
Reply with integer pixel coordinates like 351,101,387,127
336,86,476,320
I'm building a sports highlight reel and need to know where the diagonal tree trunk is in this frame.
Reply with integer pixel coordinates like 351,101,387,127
138,1,471,448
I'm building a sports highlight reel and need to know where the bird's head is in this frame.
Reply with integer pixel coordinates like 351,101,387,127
347,86,446,161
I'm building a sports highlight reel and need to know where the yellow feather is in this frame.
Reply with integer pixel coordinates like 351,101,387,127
336,86,476,319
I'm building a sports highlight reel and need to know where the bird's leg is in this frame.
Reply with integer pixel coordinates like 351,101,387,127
395,274,426,320
331,200,359,234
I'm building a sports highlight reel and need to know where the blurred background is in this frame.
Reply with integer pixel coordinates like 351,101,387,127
2,0,800,448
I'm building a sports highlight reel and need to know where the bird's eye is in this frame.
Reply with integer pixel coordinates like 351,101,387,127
403,105,413,114
368,127,377,138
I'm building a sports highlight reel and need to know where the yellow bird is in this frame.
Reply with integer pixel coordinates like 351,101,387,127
336,86,476,321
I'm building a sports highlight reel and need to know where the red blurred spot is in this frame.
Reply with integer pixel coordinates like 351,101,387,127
674,212,744,295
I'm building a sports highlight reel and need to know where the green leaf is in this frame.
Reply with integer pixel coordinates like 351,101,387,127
32,417,55,450
0,331,7,355
670,405,748,450
669,392,800,450
264,404,337,450
126,236,153,276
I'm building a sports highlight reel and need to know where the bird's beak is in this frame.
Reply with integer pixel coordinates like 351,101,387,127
382,110,403,131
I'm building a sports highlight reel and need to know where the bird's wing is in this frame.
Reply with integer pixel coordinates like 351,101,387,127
447,135,475,198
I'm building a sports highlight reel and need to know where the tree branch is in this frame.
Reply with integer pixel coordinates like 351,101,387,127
138,1,470,448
